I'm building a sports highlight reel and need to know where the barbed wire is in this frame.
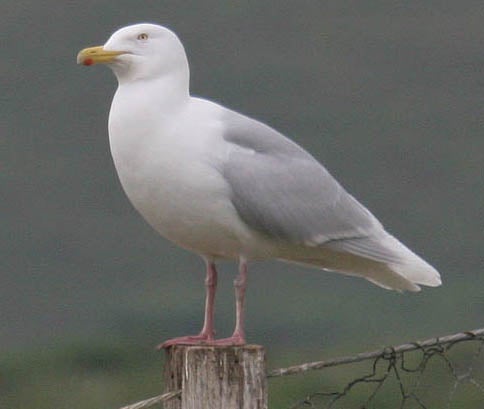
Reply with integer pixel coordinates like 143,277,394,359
269,328,484,378
118,390,181,409
274,328,484,409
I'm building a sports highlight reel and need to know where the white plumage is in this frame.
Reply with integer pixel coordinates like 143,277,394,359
78,24,441,346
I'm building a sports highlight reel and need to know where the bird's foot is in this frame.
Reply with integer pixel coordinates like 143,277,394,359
157,332,245,349
208,333,246,346
157,333,214,349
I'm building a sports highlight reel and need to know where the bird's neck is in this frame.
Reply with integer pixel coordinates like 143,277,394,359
113,72,190,119
108,73,191,159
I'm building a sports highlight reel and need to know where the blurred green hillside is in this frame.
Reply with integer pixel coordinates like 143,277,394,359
1,1,483,408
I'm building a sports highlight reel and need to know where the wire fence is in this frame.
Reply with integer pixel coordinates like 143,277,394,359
119,328,484,409
272,328,484,409
119,391,181,409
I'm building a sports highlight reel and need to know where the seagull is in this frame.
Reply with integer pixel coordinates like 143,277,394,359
77,23,441,347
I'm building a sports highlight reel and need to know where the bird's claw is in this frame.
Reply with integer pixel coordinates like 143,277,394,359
157,334,214,349
157,333,245,349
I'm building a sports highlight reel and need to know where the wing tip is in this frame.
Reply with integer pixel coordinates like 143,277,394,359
389,260,442,291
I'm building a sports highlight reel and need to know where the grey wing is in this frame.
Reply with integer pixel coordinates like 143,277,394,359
219,109,442,291
221,109,384,247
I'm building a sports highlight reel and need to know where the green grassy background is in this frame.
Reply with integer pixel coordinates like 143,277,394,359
2,1,483,407
2,337,483,408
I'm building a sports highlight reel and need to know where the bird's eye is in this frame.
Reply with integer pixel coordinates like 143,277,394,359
137,33,148,40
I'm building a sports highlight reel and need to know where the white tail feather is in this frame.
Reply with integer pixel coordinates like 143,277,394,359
280,231,441,292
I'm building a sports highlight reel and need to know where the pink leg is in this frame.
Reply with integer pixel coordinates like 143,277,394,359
199,260,217,338
211,259,247,346
158,260,217,349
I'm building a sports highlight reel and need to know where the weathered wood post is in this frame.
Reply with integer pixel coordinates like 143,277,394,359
163,345,267,409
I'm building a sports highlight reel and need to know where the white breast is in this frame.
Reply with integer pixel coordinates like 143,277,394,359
108,95,275,260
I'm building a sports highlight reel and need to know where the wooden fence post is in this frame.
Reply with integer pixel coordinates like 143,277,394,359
163,345,267,409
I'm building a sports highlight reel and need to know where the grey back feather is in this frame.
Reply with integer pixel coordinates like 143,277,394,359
221,110,383,246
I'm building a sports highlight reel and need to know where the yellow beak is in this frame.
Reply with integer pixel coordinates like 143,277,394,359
77,46,125,66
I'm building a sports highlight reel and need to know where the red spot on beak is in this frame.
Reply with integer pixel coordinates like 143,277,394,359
84,58,94,66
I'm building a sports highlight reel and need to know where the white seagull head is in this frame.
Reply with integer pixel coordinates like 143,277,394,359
77,23,189,84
